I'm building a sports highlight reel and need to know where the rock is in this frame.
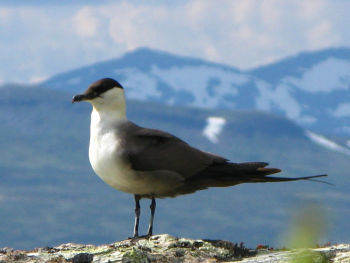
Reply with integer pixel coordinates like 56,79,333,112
0,235,349,263
72,253,94,263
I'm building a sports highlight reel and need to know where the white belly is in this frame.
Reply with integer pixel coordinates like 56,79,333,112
89,130,137,192
88,131,182,196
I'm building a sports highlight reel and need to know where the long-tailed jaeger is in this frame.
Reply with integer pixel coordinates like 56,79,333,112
72,78,327,238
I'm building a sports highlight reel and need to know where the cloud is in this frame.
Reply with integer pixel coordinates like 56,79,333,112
107,3,155,48
99,0,343,68
307,20,339,49
0,8,13,25
0,1,350,83
0,6,118,83
298,0,327,20
73,7,99,37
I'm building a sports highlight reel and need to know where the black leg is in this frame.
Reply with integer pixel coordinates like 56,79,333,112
147,197,156,236
133,195,141,238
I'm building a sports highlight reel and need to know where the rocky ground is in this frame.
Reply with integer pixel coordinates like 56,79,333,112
0,234,349,263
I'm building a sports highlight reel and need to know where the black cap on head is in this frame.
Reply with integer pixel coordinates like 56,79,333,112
86,78,123,96
72,78,123,103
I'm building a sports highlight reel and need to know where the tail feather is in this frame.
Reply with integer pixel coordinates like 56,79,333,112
188,161,329,188
249,174,328,183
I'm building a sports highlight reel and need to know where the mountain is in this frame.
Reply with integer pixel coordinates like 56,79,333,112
249,47,350,84
41,47,350,137
0,85,349,250
247,48,350,136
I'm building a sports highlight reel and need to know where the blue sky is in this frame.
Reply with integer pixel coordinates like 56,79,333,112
1,0,350,84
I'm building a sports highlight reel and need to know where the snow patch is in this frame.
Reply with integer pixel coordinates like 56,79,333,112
30,76,47,84
151,65,249,107
330,103,350,117
255,80,316,124
255,58,350,126
255,80,301,119
287,58,350,93
114,68,160,100
67,77,81,85
203,117,226,144
346,140,350,148
305,130,350,156
113,65,249,108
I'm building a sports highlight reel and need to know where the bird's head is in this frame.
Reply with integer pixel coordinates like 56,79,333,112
72,78,125,112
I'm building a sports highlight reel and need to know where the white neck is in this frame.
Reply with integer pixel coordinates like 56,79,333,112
89,88,127,132
91,107,125,129
91,103,126,123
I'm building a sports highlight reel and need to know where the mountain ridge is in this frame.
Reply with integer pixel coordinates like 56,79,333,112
248,47,350,84
40,47,350,136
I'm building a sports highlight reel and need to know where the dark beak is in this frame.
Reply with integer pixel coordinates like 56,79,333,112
72,94,86,103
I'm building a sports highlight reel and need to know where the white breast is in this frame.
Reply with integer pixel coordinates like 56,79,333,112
88,109,139,194
89,132,129,188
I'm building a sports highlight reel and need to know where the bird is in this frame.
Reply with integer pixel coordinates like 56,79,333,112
72,78,327,239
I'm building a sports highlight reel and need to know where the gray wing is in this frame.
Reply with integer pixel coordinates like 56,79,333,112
119,122,227,178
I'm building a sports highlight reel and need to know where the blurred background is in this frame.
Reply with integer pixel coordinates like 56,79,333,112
1,0,349,249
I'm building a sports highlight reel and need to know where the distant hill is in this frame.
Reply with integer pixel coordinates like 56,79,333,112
0,85,348,250
249,47,350,84
41,47,350,136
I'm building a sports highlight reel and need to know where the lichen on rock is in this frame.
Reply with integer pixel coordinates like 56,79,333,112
0,235,349,263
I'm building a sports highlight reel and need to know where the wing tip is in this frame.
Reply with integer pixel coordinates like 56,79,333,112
257,167,281,175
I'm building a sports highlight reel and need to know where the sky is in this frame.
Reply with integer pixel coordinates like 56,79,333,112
1,0,350,84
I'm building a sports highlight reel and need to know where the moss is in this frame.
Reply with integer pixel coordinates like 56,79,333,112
122,248,149,263
290,249,331,263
